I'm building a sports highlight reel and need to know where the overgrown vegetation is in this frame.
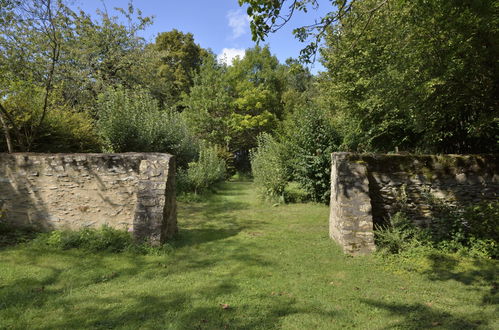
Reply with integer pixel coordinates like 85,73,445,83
0,223,172,255
250,133,288,201
376,201,499,259
180,143,228,194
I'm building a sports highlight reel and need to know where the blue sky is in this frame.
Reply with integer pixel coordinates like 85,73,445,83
71,0,330,74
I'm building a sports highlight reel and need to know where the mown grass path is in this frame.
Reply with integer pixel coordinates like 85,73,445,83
0,181,497,329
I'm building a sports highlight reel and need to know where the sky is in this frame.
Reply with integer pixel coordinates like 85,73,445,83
70,0,331,74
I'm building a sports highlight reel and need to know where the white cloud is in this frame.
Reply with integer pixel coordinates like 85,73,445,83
227,9,250,39
217,48,245,66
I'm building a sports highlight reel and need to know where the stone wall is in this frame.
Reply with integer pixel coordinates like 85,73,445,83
0,153,177,244
329,152,498,255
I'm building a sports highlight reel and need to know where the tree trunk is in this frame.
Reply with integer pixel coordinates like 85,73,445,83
0,111,13,153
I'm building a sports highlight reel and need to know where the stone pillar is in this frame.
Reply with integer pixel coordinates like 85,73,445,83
133,154,177,245
329,153,375,255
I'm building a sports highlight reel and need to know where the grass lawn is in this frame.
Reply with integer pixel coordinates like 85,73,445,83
0,180,497,329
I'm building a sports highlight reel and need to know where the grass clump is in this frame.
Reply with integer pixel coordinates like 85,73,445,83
0,225,173,256
34,226,134,253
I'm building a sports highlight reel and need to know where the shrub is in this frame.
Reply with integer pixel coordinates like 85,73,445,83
186,143,227,194
281,107,340,204
283,182,309,203
428,201,499,258
250,133,288,201
97,86,198,167
375,212,425,254
375,201,499,258
0,222,39,247
36,106,102,152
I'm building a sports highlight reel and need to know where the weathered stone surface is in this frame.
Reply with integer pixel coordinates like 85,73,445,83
329,153,376,256
0,153,177,244
329,152,498,255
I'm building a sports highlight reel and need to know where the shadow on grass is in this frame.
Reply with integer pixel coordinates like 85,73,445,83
32,285,338,329
0,224,40,249
0,180,338,328
175,182,258,249
0,242,323,329
361,299,488,329
422,253,499,306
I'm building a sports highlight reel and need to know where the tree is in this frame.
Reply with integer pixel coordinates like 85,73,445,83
153,29,208,109
239,0,374,61
226,45,286,156
0,0,152,152
184,45,287,170
0,0,71,151
319,0,498,153
182,53,233,148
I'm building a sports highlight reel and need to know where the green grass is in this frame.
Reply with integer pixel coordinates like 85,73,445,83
0,181,497,329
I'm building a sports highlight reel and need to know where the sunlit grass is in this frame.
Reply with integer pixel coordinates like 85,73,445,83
0,181,497,329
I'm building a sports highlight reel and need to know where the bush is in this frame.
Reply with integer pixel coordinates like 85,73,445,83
36,106,102,152
250,133,288,202
375,212,425,254
428,201,499,258
375,201,499,258
97,86,198,167
0,222,39,247
185,143,227,194
281,107,340,204
0,86,102,152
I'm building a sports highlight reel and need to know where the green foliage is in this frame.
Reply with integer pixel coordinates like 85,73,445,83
376,201,499,258
250,133,288,201
283,182,310,203
282,107,339,204
0,222,38,247
153,29,208,109
184,143,227,194
39,226,134,253
182,53,233,147
97,86,198,166
428,201,499,258
36,106,102,152
375,212,426,254
30,226,172,255
462,201,499,244
226,46,286,156
320,0,498,153
0,0,152,152
184,46,289,172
